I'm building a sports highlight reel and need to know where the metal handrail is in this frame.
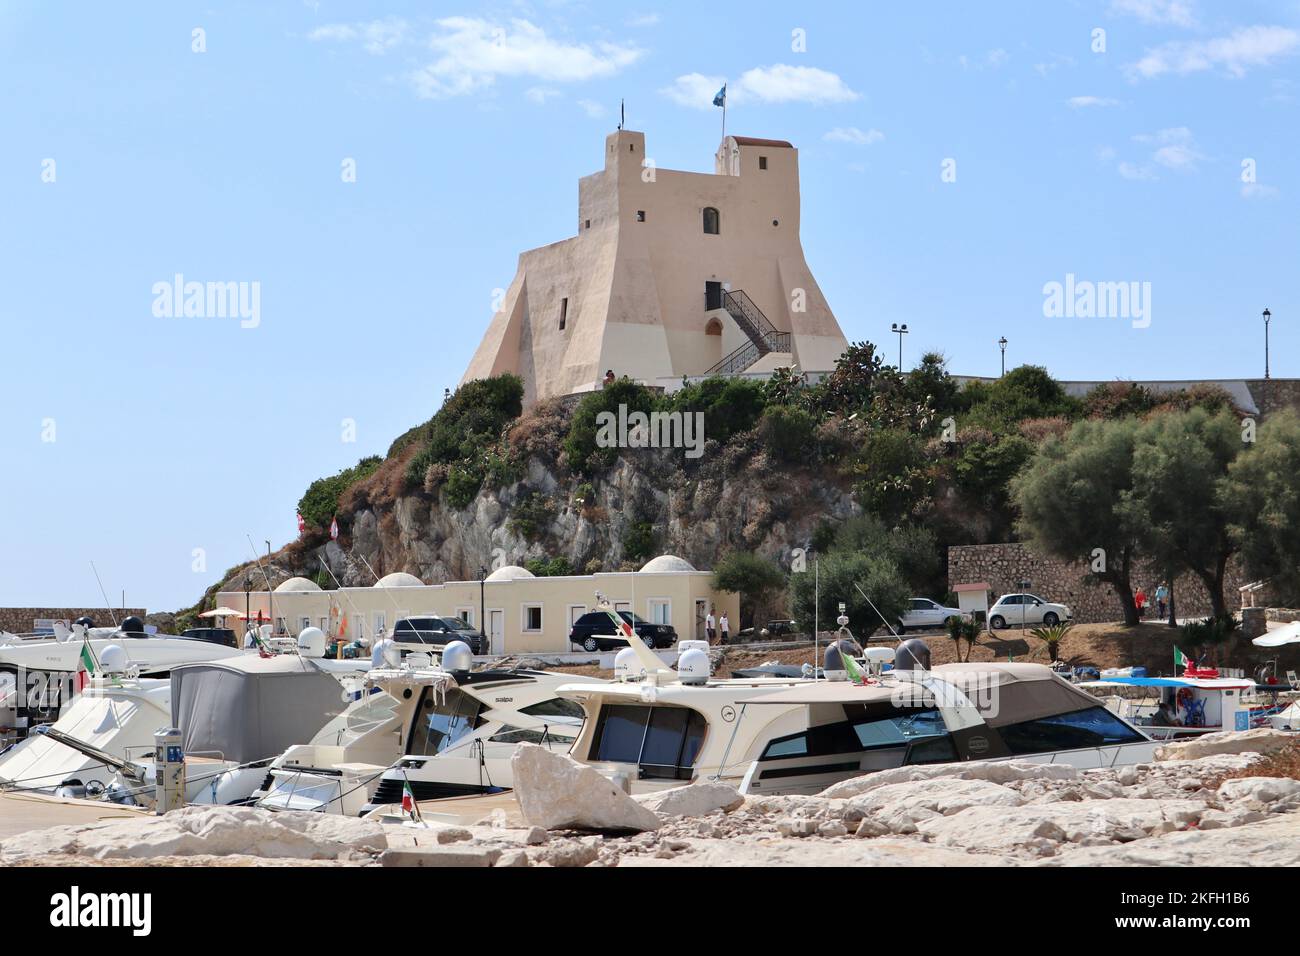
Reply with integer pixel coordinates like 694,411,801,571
723,289,780,340
705,331,791,375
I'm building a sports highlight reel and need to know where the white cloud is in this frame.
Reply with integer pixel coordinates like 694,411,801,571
626,13,659,27
1128,25,1299,79
1132,127,1204,171
1118,161,1157,180
661,65,859,109
1068,96,1120,108
824,126,884,145
577,99,607,118
308,17,408,55
1109,0,1197,28
526,87,561,105
408,18,642,99
959,49,1009,71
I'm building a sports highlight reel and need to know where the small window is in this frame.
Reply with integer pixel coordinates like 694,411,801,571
759,156,768,170
523,604,543,632
648,599,671,625
702,207,720,235
489,726,551,745
636,210,646,222
629,143,635,151
521,698,587,720
584,219,591,229
559,297,568,331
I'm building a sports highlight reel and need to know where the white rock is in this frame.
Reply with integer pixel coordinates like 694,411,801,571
918,798,1206,850
634,782,743,818
820,760,1079,799
1047,813,1300,866
1154,729,1293,762
848,778,1024,818
0,806,386,863
510,744,661,833
1217,776,1300,805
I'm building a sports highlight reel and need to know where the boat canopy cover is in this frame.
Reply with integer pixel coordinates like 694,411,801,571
170,656,347,765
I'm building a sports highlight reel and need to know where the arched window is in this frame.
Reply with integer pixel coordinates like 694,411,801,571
702,207,720,235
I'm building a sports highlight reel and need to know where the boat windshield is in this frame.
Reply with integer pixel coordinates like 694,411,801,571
408,686,483,756
310,691,400,747
591,704,707,781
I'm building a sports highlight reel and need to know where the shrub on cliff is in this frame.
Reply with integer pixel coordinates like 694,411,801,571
403,374,524,487
508,492,555,542
660,377,768,445
622,521,657,562
757,404,816,463
297,455,382,530
563,378,658,475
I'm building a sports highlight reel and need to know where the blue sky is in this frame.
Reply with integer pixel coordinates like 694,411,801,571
2,0,1297,612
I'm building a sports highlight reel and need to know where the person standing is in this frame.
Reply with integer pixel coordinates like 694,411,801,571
1134,586,1147,619
1155,582,1169,621
719,612,730,645
705,608,716,644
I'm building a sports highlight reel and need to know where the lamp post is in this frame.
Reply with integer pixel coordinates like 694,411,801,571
890,323,909,370
478,565,488,654
998,336,1008,377
243,573,252,640
1263,308,1272,380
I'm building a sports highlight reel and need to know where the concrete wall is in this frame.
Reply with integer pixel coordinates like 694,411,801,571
217,571,738,656
948,543,1259,624
0,608,149,635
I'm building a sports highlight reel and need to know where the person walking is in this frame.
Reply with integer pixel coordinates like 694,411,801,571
1155,582,1169,621
705,608,716,644
1134,586,1147,620
719,612,730,645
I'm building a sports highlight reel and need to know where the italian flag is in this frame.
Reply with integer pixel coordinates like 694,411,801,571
76,635,98,693
1174,646,1188,670
401,779,421,821
603,609,636,643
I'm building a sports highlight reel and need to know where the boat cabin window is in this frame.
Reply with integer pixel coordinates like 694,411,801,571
759,706,955,764
488,725,553,745
521,698,587,721
591,704,707,780
408,687,482,756
998,705,1147,755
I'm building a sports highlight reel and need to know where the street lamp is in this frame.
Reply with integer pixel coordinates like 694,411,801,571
244,573,252,646
890,323,909,370
1263,308,1272,380
998,337,1008,377
478,565,489,654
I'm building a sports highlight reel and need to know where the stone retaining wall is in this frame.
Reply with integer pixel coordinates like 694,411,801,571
0,608,149,635
947,543,1255,625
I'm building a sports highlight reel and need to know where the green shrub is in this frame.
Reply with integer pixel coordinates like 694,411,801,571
563,379,658,475
524,557,574,577
622,521,656,562
758,404,816,462
443,466,483,510
508,492,555,542
297,455,382,530
404,374,524,487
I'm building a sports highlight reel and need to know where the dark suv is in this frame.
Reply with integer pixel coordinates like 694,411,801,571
569,611,677,652
393,616,484,655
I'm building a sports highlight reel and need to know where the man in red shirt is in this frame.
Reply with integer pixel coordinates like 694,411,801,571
1134,586,1147,619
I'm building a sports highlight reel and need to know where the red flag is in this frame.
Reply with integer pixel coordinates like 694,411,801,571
297,512,306,533
329,517,339,541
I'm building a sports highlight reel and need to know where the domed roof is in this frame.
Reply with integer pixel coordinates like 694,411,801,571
485,565,536,582
274,576,322,593
374,572,425,588
639,554,697,573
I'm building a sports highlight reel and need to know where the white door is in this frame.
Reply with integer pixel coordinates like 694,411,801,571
488,609,504,656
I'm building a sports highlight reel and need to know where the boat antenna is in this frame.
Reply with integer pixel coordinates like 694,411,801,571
245,533,278,638
89,561,120,629
853,581,928,671
355,553,414,640
313,554,369,649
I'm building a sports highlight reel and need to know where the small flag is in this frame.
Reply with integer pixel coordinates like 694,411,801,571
76,633,97,693
1174,646,1188,671
603,608,636,643
712,84,726,108
842,648,866,685
401,778,422,822
296,512,306,533
329,516,339,541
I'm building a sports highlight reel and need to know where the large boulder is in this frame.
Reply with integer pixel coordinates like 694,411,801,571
634,782,744,818
1154,729,1294,762
1217,776,1300,804
511,744,661,833
0,806,386,863
820,760,1078,799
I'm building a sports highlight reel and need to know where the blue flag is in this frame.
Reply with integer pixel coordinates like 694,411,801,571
713,84,726,107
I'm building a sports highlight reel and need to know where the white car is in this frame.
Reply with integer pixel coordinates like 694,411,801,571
988,593,1072,630
898,598,964,631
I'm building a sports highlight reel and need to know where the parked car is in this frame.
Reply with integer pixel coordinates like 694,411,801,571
897,599,964,632
568,610,677,652
987,593,1072,630
393,616,485,655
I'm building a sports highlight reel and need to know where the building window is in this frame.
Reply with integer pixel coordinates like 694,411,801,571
705,281,723,311
374,612,386,636
759,156,768,170
559,297,568,331
702,207,720,235
300,616,311,633
455,607,475,628
522,604,543,632
648,599,671,626
636,210,646,222
584,219,591,229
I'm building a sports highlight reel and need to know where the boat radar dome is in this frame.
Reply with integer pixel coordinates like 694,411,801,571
297,626,327,658
614,647,642,681
895,638,931,671
74,616,94,629
99,644,129,673
120,616,145,635
442,640,473,674
678,647,710,685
